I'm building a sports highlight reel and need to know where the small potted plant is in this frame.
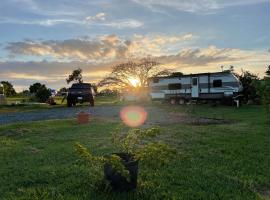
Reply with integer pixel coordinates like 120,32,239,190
75,126,175,191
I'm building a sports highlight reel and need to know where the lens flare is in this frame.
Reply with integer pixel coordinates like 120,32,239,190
120,106,147,127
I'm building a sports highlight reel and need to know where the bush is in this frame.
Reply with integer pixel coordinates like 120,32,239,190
236,70,260,103
35,86,51,103
29,83,51,103
74,127,175,192
254,79,270,111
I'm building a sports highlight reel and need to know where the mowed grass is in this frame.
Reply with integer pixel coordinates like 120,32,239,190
0,105,269,199
0,96,121,114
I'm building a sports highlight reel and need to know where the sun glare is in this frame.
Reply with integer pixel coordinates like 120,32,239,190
129,78,140,87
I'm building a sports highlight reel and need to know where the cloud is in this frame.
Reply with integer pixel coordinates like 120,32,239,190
128,34,194,56
5,35,131,61
86,12,106,22
0,17,143,28
102,19,143,28
4,34,193,61
157,46,249,66
0,18,84,26
132,0,270,13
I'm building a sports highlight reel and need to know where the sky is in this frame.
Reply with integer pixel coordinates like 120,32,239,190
0,0,270,91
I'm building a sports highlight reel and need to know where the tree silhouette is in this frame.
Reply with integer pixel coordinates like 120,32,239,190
266,65,270,77
66,68,83,84
0,81,16,97
98,58,171,89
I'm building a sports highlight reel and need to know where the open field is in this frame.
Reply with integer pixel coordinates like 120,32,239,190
0,96,121,114
0,104,269,199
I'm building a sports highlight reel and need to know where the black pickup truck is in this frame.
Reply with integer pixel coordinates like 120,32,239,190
67,83,95,107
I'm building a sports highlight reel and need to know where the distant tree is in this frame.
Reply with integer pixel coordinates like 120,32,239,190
169,72,184,77
261,66,270,111
29,83,42,94
91,83,98,94
266,65,270,77
22,90,30,95
66,68,83,84
36,85,51,103
229,65,235,72
29,83,51,102
236,70,260,103
0,81,16,97
98,58,171,89
0,84,3,94
58,87,68,95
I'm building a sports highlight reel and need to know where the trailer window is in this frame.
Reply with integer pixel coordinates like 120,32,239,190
168,83,182,90
213,80,222,87
192,78,198,86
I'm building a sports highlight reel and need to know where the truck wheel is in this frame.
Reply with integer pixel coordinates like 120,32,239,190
67,100,73,107
179,99,185,105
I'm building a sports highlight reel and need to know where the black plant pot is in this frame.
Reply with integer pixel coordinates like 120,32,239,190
104,153,138,191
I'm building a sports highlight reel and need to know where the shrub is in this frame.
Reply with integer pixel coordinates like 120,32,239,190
35,86,51,103
74,127,175,192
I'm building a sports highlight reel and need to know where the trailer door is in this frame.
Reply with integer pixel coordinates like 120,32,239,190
191,77,199,98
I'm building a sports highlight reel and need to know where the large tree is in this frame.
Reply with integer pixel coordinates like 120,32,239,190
0,81,16,97
98,59,171,89
66,68,83,84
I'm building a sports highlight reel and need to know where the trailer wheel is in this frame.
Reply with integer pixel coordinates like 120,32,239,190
170,98,176,105
178,99,185,105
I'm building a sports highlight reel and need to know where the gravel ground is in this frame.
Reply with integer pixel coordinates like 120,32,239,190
0,105,230,126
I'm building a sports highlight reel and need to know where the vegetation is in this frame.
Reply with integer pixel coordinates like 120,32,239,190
251,66,270,111
66,68,83,84
0,105,269,199
266,65,270,77
0,81,16,96
29,83,51,103
236,70,260,103
75,127,174,191
98,58,172,89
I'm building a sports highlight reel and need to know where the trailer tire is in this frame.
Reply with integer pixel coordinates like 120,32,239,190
170,98,176,105
178,98,185,105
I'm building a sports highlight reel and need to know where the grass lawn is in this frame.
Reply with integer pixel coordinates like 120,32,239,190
0,96,121,114
0,105,269,199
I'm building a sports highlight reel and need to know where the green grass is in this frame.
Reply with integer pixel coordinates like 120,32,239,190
0,105,269,199
0,96,121,114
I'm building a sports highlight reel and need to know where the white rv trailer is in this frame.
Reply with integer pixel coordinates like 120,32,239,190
148,71,243,104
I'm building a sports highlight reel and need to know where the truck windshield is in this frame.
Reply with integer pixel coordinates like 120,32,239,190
71,84,91,89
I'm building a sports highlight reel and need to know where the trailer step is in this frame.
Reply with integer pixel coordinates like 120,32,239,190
188,99,198,105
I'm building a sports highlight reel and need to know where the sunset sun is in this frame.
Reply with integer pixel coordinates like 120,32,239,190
129,78,140,87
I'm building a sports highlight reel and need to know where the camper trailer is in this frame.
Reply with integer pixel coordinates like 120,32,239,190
148,71,243,105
